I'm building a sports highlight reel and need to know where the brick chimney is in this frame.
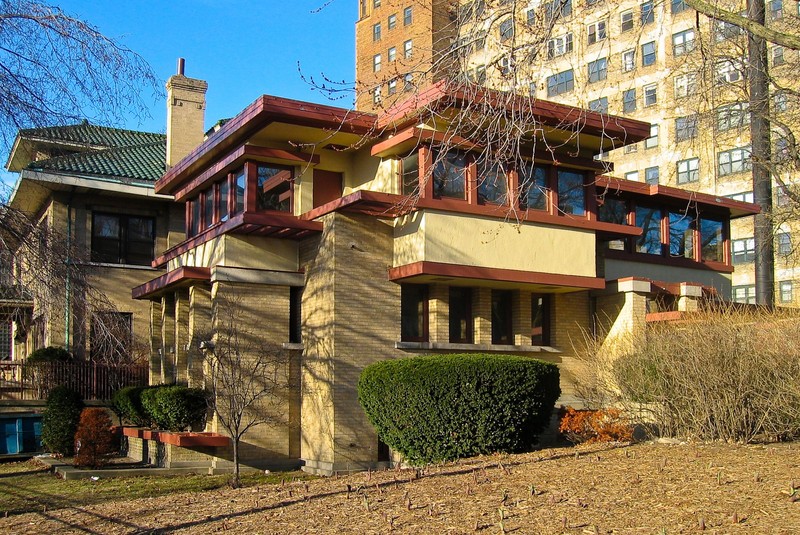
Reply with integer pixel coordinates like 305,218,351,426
166,58,207,168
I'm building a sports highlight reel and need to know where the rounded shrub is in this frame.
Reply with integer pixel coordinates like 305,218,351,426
27,346,73,363
74,408,115,468
140,385,207,431
358,354,561,464
111,386,149,427
41,385,84,456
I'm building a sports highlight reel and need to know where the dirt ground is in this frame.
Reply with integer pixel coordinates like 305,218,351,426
2,441,799,534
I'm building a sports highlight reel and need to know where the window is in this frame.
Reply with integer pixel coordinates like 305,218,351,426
404,73,414,91
780,280,793,303
388,13,396,29
218,179,230,223
401,152,419,195
669,210,694,258
770,0,783,19
498,56,514,76
91,213,155,266
643,84,657,106
700,218,723,262
598,196,628,225
645,166,660,184
778,232,792,255
624,143,638,154
774,92,788,112
545,0,572,21
527,8,536,26
404,39,413,58
373,54,381,72
717,102,749,131
90,311,132,361
547,33,573,58
531,294,551,346
677,157,699,183
717,147,751,176
373,0,380,6
388,47,396,61
641,0,654,24
433,150,468,199
625,171,639,181
477,161,508,204
621,10,634,32
635,205,662,255
672,29,695,56
256,164,294,212
404,6,412,25
777,183,791,205
623,89,637,113
675,114,698,142
772,46,786,66
733,285,756,304
491,290,513,345
645,124,659,148
372,86,381,105
499,18,514,41
674,72,697,98
732,237,755,264
401,285,428,342
557,169,585,216
622,49,635,72
519,163,548,211
587,21,607,45
0,320,10,360
715,59,743,84
449,287,473,343
235,169,245,214
547,69,574,96
203,186,213,229
714,20,743,42
387,78,397,95
290,286,302,344
727,191,754,203
588,58,608,83
642,41,657,66
671,0,687,13
373,23,381,41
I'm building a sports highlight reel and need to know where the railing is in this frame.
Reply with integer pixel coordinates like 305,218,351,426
0,361,148,401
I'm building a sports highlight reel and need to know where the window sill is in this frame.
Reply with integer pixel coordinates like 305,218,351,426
395,341,560,353
84,262,159,271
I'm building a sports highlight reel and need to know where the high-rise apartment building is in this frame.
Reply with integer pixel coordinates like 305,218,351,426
354,0,800,304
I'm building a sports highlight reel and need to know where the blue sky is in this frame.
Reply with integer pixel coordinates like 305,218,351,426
2,0,356,193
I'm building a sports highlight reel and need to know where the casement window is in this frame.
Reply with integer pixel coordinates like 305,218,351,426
715,59,743,84
518,162,548,211
388,13,396,30
780,280,793,303
388,47,396,61
622,49,635,72
234,169,245,214
645,124,659,148
645,166,660,185
700,218,724,262
671,0,687,13
477,160,509,204
373,23,381,41
716,102,749,131
587,21,607,45
588,58,608,83
597,196,628,225
401,285,428,342
90,311,132,361
674,72,697,98
589,97,608,113
289,287,303,344
677,157,699,183
531,294,551,346
643,84,658,107
404,6,413,25
547,33,573,59
641,41,657,66
733,285,756,304
92,213,155,266
491,290,513,345
635,205,662,255
387,78,397,95
621,10,634,32
404,39,413,58
467,64,487,84
675,114,698,142
641,0,654,24
373,54,381,72
623,89,637,113
669,211,694,258
672,29,695,56
625,171,639,182
732,237,755,264
218,178,230,223
717,147,751,176
726,191,754,203
557,169,586,216
432,150,468,199
778,232,792,255
449,287,473,343
547,69,574,96
401,152,419,195
256,163,294,212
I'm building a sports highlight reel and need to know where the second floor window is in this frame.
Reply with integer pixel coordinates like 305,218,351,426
557,169,585,216
433,150,468,199
477,161,509,204
256,164,294,212
92,213,155,266
587,21,607,45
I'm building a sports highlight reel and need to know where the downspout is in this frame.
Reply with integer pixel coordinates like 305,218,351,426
64,188,76,352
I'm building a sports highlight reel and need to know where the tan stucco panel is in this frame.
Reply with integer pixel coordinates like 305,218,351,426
169,235,299,272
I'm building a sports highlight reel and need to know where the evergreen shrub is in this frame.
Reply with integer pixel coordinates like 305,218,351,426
140,385,207,431
41,385,84,456
111,386,149,427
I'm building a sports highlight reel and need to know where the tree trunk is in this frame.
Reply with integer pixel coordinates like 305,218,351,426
232,435,241,488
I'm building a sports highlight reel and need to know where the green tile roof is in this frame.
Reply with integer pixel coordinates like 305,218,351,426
28,140,166,182
19,121,164,150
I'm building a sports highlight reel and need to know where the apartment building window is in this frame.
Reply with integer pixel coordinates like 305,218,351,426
669,211,694,258
588,58,607,83
733,285,756,304
92,213,155,266
449,287,473,343
624,143,638,154
675,114,698,142
772,46,786,66
373,86,381,105
732,237,755,264
671,0,687,13
770,0,783,19
777,183,791,205
404,73,414,91
677,157,699,183
588,96,609,113
715,20,743,41
519,163,548,211
674,72,697,98
404,6,413,25
477,161,509,204
587,21,607,45
388,79,397,95
547,33,573,58
621,49,635,72
672,29,695,56
716,102,749,131
635,205,662,254
531,294,551,346
498,56,514,76
643,83,657,106
641,0,655,24
499,18,514,41
642,125,659,150
491,290,513,345
388,13,396,29
621,10,634,32
0,320,10,360
623,89,637,112
545,0,572,21
641,41,657,66
433,150,468,199
373,0,380,7
386,47,395,62
404,39,413,58
373,53,381,72
527,8,536,25
625,171,639,181
726,191,754,203
373,23,381,41
778,232,792,255
780,280,793,303
557,169,586,216
547,69,574,96
774,92,788,112
700,218,724,262
715,59,743,84
401,285,428,342
717,146,751,176
645,166,660,184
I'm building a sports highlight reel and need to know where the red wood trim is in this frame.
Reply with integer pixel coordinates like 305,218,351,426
153,214,245,267
604,248,734,273
370,127,480,157
300,190,407,220
646,311,686,322
389,261,606,290
132,267,211,300
241,211,323,231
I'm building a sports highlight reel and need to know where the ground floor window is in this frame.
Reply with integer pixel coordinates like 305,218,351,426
289,287,303,344
401,285,428,342
448,287,473,343
0,320,11,360
491,290,513,345
531,294,551,346
732,285,756,305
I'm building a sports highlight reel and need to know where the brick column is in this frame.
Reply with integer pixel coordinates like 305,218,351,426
473,287,492,344
188,284,212,388
513,290,532,346
149,300,162,385
428,284,449,343
678,283,702,312
174,288,190,385
160,294,175,384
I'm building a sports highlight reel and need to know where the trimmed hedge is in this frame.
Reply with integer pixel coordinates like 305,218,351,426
358,354,560,464
139,385,207,431
41,385,84,456
27,346,73,363
111,386,149,427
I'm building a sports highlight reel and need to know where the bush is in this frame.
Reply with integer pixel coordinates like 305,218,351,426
73,408,115,468
111,386,149,427
41,386,84,456
140,385,207,431
358,354,560,464
26,346,73,363
559,407,633,444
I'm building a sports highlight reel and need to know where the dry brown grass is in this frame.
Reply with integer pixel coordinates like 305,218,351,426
2,441,799,534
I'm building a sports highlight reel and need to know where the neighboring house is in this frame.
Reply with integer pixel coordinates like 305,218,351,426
132,78,757,475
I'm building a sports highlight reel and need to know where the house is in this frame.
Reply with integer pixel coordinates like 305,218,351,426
132,77,758,474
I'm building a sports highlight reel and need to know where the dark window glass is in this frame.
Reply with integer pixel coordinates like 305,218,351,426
557,170,585,216
203,187,214,228
449,287,473,343
635,205,662,254
700,218,723,262
519,163,548,211
289,286,302,344
669,211,694,258
491,290,513,345
92,213,155,266
531,294,550,346
257,164,293,212
598,197,627,225
477,161,508,204
401,285,428,341
433,151,467,199
190,198,201,237
234,169,246,213
401,153,419,195
218,179,230,222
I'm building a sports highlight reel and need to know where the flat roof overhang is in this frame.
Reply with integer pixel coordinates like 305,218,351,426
132,266,211,300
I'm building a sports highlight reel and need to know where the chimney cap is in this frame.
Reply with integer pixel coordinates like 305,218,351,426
177,58,185,76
